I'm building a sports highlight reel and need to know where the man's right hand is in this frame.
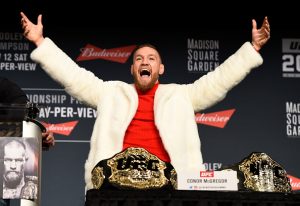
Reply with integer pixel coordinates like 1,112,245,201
20,12,45,46
251,16,270,51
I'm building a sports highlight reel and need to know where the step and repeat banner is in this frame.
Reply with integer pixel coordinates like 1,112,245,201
0,25,300,205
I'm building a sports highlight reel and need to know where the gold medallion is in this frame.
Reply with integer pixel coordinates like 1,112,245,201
107,147,171,189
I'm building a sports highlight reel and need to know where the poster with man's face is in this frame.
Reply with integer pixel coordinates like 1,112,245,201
0,136,39,199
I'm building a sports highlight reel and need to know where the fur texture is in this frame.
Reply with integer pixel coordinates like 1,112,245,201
31,38,263,190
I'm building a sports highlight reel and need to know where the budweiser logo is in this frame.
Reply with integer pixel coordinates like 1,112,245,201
288,175,300,190
76,44,136,63
195,109,235,128
42,121,78,136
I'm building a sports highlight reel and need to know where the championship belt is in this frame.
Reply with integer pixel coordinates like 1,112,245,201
91,147,177,190
221,152,292,193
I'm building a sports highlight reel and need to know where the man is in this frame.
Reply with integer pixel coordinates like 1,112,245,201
2,138,37,200
20,11,270,194
0,77,28,105
0,76,55,146
0,77,55,205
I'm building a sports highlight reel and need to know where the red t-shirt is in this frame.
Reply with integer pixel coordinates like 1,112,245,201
122,83,170,162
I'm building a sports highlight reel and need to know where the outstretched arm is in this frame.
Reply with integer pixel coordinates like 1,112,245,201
20,12,44,46
252,16,270,51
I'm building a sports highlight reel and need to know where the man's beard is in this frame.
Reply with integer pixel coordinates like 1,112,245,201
4,171,23,188
133,72,159,92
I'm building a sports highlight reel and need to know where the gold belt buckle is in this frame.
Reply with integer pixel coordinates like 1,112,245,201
238,152,292,192
92,147,177,190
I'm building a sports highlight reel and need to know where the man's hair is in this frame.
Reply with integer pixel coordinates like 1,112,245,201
133,43,163,63
3,138,26,149
0,138,28,160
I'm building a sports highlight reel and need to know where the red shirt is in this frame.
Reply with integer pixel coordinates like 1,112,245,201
122,83,170,162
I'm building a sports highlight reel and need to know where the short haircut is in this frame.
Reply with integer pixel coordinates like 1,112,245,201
133,43,163,63
0,138,27,161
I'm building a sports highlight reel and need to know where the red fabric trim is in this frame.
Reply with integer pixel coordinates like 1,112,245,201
123,83,170,162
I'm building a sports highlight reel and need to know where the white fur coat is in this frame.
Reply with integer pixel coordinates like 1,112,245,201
31,38,263,190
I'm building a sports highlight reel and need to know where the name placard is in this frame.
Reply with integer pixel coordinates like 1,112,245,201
177,170,239,191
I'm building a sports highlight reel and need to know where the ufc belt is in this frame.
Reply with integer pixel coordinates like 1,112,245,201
91,147,177,190
221,152,292,193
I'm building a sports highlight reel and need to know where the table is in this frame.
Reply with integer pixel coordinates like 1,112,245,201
85,189,300,206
